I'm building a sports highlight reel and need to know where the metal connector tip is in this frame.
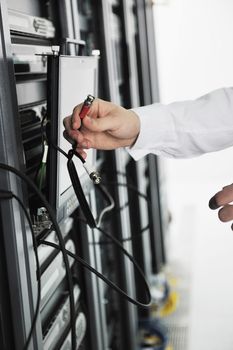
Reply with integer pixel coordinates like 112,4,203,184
90,172,101,184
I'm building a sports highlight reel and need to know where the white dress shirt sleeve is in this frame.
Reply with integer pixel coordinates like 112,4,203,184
127,87,233,160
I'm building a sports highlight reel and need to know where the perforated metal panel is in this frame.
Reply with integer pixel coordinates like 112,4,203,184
167,325,188,350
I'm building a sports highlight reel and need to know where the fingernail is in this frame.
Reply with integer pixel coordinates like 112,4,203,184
209,196,219,210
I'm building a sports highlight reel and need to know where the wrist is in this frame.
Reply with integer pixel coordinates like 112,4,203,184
127,109,140,147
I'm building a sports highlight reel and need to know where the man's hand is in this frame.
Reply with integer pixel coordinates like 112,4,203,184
209,183,233,229
63,98,140,159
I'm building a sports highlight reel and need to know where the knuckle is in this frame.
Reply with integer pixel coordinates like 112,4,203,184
63,116,69,126
222,183,233,190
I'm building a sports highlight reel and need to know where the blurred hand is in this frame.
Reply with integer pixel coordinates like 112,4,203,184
209,183,233,229
63,98,140,159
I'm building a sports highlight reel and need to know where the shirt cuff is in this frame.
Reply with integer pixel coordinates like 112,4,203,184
126,103,177,160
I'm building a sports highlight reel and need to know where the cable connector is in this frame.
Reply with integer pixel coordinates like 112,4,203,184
83,162,101,184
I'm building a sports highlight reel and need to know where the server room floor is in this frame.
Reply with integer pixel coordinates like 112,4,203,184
159,147,233,350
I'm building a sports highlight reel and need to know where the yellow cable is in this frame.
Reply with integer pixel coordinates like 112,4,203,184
159,291,179,317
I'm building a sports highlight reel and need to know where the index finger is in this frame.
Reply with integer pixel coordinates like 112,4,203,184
72,103,83,129
209,183,233,209
72,98,102,129
63,115,72,131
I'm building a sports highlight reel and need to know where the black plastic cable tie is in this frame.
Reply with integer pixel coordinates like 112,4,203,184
0,190,14,199
68,149,75,160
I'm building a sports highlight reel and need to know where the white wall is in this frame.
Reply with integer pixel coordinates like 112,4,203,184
153,1,233,349
154,0,233,102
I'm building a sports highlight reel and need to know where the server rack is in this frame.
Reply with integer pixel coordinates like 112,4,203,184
73,2,147,349
73,207,107,350
95,0,167,347
100,1,143,348
134,0,167,271
122,0,140,107
1,1,89,349
101,0,130,106
0,1,43,348
120,1,169,329
62,3,134,350
74,1,108,99
0,1,167,349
